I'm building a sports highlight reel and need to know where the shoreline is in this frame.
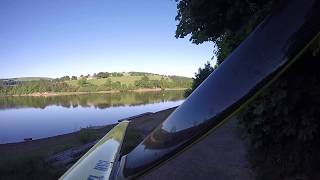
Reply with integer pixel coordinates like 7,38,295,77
8,88,187,97
0,107,176,146
0,107,176,170
0,107,253,179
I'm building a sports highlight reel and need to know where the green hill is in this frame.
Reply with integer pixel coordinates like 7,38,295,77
65,74,171,87
1,72,192,95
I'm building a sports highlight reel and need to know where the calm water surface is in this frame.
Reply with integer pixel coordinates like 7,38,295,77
0,90,185,144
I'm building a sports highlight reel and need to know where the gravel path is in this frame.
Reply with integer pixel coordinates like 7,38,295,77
138,117,254,180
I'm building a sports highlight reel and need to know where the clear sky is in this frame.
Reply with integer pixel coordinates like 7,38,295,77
0,0,214,78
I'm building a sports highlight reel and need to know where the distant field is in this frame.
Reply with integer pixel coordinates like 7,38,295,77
65,75,171,87
1,73,191,95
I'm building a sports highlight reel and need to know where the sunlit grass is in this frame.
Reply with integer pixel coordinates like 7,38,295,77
65,75,171,87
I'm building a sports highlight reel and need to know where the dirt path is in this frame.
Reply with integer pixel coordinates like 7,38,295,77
137,117,254,180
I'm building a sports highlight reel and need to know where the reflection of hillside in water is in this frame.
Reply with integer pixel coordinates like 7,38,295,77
0,91,185,109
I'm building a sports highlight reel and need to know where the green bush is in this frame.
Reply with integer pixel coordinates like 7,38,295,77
184,61,214,97
78,127,97,144
238,49,320,180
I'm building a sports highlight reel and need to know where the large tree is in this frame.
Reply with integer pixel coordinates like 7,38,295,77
175,0,320,179
175,0,278,64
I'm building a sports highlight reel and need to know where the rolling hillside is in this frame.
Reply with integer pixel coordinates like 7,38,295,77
65,74,172,87
0,72,192,95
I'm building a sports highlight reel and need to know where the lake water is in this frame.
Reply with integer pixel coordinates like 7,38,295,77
0,90,185,144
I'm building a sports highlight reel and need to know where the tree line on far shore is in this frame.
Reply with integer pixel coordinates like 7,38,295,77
0,75,191,95
58,71,163,81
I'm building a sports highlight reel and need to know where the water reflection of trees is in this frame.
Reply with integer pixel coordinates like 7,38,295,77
0,91,184,110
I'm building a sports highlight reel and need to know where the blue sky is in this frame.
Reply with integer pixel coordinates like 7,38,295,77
0,0,214,78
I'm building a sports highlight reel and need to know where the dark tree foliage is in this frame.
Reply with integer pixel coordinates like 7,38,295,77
178,0,278,96
111,72,123,77
175,0,278,63
184,61,214,97
134,76,191,90
239,49,320,179
97,72,110,79
175,0,278,43
129,72,153,76
71,76,77,80
2,80,76,95
60,76,70,81
134,76,153,88
1,80,17,87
